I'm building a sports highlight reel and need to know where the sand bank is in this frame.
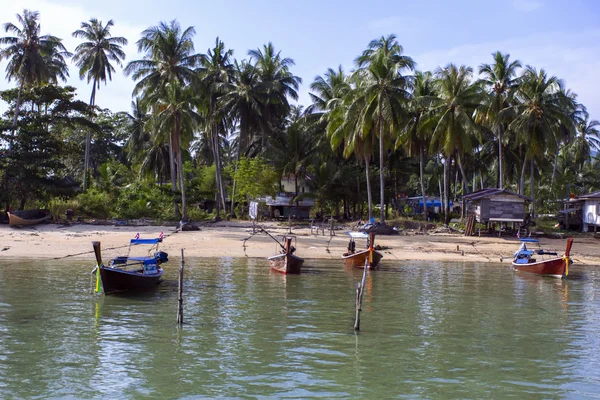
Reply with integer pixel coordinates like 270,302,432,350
1,222,599,267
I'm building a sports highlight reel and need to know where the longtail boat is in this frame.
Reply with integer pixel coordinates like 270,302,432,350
342,231,383,269
512,238,573,279
8,209,52,227
92,234,168,294
268,236,304,274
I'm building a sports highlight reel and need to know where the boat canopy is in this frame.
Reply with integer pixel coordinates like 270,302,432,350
130,238,162,245
346,232,369,239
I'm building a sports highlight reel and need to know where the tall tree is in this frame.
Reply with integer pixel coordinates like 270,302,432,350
353,34,414,221
248,42,301,149
503,67,574,216
0,10,63,137
478,51,521,189
125,20,201,219
429,64,483,223
218,59,264,216
72,18,127,190
148,82,201,220
327,76,377,220
398,71,437,220
198,37,235,216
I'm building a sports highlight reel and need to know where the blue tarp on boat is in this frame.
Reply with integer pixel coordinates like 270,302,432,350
130,238,162,245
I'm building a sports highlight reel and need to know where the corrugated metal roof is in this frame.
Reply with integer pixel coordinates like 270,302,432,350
576,191,600,200
462,188,533,202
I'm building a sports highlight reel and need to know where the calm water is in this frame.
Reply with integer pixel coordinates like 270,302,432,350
0,257,600,399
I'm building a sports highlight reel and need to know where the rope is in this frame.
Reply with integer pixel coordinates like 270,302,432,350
242,225,285,256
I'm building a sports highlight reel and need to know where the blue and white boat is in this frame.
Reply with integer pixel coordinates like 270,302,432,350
92,235,168,294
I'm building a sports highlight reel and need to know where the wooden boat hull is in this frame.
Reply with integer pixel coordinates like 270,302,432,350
268,253,304,274
99,266,163,294
8,210,51,226
512,257,567,278
342,249,383,269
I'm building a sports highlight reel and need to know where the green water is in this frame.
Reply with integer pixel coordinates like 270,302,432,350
0,258,599,399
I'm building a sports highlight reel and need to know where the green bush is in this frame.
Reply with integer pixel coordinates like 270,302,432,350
186,206,212,221
47,197,80,219
77,189,113,219
115,182,173,219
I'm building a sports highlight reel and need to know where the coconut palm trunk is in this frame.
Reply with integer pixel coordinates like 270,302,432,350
443,158,450,224
9,81,24,146
212,124,227,213
379,114,385,221
176,117,187,221
83,79,97,191
530,158,535,218
519,155,527,195
497,124,504,188
457,153,469,195
169,129,181,219
365,158,373,220
420,146,428,220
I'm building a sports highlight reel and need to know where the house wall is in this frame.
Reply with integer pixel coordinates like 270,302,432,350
471,194,525,222
281,178,309,193
582,200,600,231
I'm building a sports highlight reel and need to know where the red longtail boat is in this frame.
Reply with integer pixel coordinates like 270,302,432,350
342,231,383,269
268,236,304,274
512,238,573,279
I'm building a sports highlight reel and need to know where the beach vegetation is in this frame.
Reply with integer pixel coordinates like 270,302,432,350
1,9,599,227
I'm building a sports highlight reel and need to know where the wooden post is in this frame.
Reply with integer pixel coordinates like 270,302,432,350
177,249,184,326
354,260,368,331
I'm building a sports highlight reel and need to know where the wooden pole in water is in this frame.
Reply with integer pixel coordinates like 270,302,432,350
354,260,368,331
177,249,184,325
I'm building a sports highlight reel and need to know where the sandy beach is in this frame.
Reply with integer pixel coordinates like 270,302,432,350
1,222,599,267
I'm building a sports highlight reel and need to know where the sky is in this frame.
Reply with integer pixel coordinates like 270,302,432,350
0,0,599,122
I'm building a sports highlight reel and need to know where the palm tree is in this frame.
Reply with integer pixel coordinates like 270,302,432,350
0,10,61,137
148,82,202,220
327,77,377,220
125,20,201,218
308,65,350,115
571,113,600,173
248,42,302,149
72,18,127,190
503,67,574,216
429,64,484,223
198,37,235,216
271,106,317,222
397,71,437,219
41,36,72,84
478,51,521,189
218,59,264,217
124,20,200,96
72,19,128,105
353,34,414,221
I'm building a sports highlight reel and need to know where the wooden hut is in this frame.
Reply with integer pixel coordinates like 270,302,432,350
462,188,532,235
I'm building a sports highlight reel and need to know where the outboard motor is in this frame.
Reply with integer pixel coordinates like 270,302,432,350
348,239,356,253
154,251,169,264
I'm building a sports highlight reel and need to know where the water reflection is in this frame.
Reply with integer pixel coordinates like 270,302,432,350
0,259,599,397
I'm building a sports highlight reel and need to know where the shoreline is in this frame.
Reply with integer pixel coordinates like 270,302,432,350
1,223,599,266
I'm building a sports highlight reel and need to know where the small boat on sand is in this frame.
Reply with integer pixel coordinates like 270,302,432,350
8,209,52,227
92,234,168,295
343,231,383,269
268,236,304,274
512,238,573,279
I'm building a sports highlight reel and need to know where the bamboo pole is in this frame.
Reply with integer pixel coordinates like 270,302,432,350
354,260,368,331
177,249,184,326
